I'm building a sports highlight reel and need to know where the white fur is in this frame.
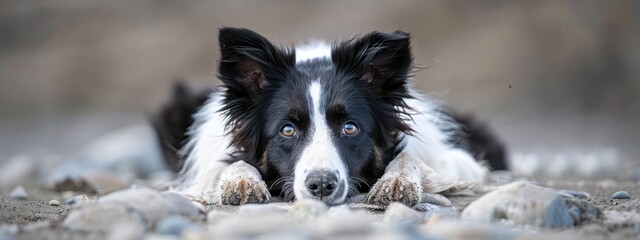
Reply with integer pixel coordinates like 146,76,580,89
293,81,349,201
399,90,488,184
295,41,332,63
174,91,236,200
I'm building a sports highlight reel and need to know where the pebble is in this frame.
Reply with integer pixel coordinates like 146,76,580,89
155,215,197,236
63,203,146,232
611,191,631,199
99,188,180,223
160,191,205,218
238,204,287,216
49,199,61,206
383,202,422,223
288,199,328,220
568,206,581,222
420,193,453,207
558,190,591,199
64,194,92,205
461,181,574,228
9,186,28,200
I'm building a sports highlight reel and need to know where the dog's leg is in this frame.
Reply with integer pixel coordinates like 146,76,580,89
217,160,270,205
367,151,476,207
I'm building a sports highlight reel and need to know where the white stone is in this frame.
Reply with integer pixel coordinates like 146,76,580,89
9,186,28,200
383,202,423,223
99,188,179,224
288,199,328,220
63,203,146,232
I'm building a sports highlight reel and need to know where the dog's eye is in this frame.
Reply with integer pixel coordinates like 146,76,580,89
342,122,359,135
280,124,296,137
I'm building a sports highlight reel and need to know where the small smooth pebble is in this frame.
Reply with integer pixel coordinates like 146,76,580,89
288,199,328,220
49,199,61,206
155,215,196,236
611,191,631,199
9,186,28,200
559,190,591,199
383,202,422,223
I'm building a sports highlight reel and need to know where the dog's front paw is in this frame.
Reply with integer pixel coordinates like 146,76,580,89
219,177,270,205
367,173,422,207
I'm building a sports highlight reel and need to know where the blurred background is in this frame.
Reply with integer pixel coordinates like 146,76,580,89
1,0,638,178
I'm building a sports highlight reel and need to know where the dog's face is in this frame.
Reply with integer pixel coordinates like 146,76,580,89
217,28,413,205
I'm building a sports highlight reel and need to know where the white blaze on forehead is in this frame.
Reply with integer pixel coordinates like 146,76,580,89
293,81,349,201
295,41,332,63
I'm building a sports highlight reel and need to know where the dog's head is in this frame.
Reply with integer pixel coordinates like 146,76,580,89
218,28,413,205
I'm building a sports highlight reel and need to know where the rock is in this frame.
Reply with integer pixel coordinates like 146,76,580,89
420,221,514,240
568,206,581,223
64,194,92,205
160,191,204,219
238,204,287,216
383,202,422,223
206,210,233,223
288,199,328,220
611,191,631,199
327,205,351,216
48,199,61,206
155,215,197,236
420,193,453,207
63,203,146,232
108,222,145,240
461,181,574,228
51,177,98,195
310,212,372,237
211,214,298,237
9,186,28,200
559,190,591,199
99,188,180,223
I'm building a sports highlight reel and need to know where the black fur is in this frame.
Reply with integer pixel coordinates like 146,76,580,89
151,81,212,172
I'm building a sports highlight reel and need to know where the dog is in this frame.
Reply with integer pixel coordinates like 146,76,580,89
153,27,507,206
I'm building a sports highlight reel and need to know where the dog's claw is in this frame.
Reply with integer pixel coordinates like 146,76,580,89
367,173,421,207
220,177,270,205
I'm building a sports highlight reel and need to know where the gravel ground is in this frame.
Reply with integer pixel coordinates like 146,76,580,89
1,174,639,239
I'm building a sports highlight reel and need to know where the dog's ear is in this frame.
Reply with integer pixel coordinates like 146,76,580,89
218,28,294,99
332,31,412,91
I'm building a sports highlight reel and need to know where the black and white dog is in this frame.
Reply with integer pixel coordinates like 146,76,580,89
153,28,506,207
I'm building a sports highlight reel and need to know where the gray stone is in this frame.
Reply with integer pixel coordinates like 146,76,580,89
108,222,146,240
383,202,422,223
64,194,92,205
63,203,146,232
238,204,287,216
160,191,205,219
99,188,179,223
211,214,299,237
309,213,372,237
420,193,453,207
568,206,581,222
559,190,591,199
461,181,574,228
155,215,197,236
612,191,631,199
288,199,328,220
48,199,61,206
9,186,28,200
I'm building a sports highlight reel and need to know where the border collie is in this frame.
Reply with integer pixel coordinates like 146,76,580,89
153,27,507,206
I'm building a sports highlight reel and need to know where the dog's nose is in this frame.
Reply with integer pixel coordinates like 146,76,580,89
305,170,338,197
